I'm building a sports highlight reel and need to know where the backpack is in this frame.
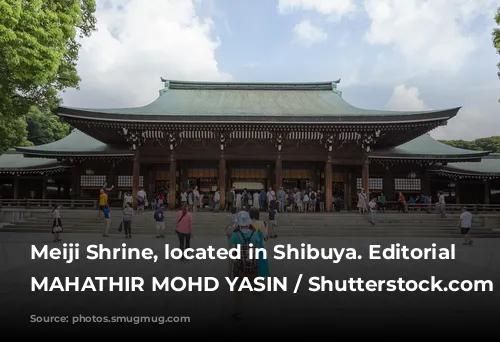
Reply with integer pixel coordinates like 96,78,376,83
234,228,258,275
310,192,316,200
153,209,162,221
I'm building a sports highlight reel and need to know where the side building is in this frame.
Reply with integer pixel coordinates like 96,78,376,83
0,80,498,209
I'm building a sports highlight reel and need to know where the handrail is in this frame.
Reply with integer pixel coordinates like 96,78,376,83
383,201,500,214
0,199,97,209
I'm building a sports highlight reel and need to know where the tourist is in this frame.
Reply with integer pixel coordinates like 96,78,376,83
122,202,133,239
123,191,133,208
228,210,260,319
368,198,377,225
176,204,193,260
52,204,62,243
295,189,302,212
151,193,157,210
102,204,111,237
378,193,386,212
408,197,415,211
242,188,248,209
253,191,260,210
199,191,204,210
277,187,285,213
318,190,325,212
180,189,187,205
136,187,147,215
266,187,276,208
303,192,310,212
247,191,253,207
397,192,407,213
157,191,164,208
101,182,114,203
268,201,278,238
249,207,270,276
213,189,221,212
235,192,242,209
226,188,235,212
225,206,238,243
310,190,317,212
437,191,447,218
287,191,294,212
154,203,165,238
259,189,266,211
97,188,108,223
188,189,194,211
357,189,368,214
458,206,473,245
193,186,200,212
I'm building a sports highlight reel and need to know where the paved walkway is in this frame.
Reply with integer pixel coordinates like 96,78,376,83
1,232,499,335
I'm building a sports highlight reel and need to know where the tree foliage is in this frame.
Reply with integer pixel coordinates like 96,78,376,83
26,106,70,146
0,0,96,152
440,136,500,153
494,7,500,80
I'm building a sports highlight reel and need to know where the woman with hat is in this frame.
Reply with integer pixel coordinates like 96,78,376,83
228,210,261,319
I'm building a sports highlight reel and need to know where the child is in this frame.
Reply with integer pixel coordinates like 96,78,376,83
102,205,111,237
268,201,278,238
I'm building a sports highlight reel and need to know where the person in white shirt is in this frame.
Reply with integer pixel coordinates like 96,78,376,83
266,187,276,206
123,191,133,208
180,190,188,204
437,191,447,218
235,192,242,209
213,190,221,212
458,206,473,245
368,198,377,225
193,186,200,212
303,193,309,212
295,190,302,212
136,188,147,215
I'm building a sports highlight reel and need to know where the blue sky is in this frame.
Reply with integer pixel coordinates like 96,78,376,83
63,0,500,140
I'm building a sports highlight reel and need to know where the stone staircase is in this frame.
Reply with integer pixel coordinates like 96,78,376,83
1,209,500,238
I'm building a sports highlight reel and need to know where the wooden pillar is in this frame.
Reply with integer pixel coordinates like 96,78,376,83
219,153,226,209
362,159,370,198
169,155,177,210
147,167,154,196
484,179,490,204
13,176,20,199
325,156,332,212
422,170,431,196
455,180,460,204
275,154,282,190
132,150,140,206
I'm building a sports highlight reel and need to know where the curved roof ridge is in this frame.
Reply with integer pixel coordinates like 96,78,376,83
165,80,336,91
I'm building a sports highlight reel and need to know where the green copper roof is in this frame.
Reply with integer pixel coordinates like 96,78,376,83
15,129,133,157
370,134,489,159
56,80,460,121
0,150,66,172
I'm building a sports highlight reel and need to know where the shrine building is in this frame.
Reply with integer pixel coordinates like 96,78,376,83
1,79,499,210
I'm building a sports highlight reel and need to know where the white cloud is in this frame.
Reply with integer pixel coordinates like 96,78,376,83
293,20,328,47
62,0,230,108
386,84,429,111
363,0,498,73
278,0,357,20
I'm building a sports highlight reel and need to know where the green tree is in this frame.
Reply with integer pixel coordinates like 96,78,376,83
0,115,32,151
0,0,96,152
26,106,70,145
440,137,500,153
494,7,500,80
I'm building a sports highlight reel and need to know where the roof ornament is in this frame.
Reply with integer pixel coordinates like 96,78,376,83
219,133,226,151
168,133,177,151
332,78,342,97
118,127,144,150
275,133,283,152
160,77,170,96
324,134,334,152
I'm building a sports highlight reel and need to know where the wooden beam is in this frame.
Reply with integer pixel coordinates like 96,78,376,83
275,155,282,190
219,153,226,210
362,160,370,198
132,150,140,206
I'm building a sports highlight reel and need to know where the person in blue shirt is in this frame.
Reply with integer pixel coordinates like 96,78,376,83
259,189,266,211
102,205,111,237
154,203,165,238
